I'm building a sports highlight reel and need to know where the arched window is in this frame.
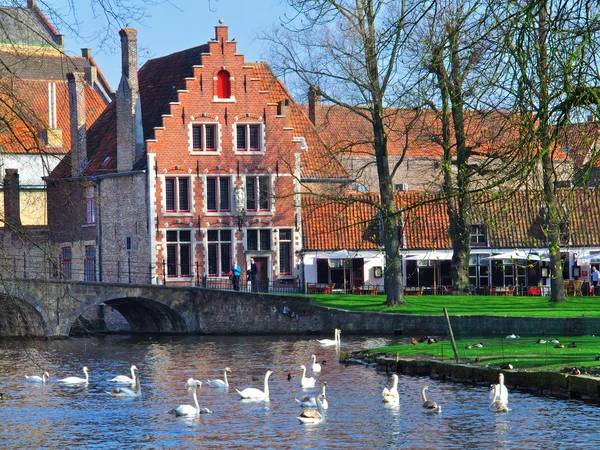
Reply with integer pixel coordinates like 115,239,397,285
217,70,231,98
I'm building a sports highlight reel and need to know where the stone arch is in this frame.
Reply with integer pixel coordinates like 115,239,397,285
0,293,47,337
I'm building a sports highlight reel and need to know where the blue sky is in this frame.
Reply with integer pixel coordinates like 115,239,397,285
53,0,291,90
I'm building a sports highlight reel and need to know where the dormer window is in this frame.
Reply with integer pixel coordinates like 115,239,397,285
217,70,231,99
470,224,487,246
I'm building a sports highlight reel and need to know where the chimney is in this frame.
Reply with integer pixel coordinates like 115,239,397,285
81,48,98,87
27,0,36,9
277,99,291,127
67,72,87,177
4,169,21,228
308,85,321,127
116,28,139,172
215,20,228,43
46,81,63,148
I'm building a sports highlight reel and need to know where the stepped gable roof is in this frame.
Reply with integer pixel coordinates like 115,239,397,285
251,62,348,180
138,44,209,142
302,189,600,251
0,5,62,49
0,78,106,155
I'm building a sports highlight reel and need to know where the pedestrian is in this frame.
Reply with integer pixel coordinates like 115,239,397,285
229,259,241,291
250,257,259,292
592,266,599,288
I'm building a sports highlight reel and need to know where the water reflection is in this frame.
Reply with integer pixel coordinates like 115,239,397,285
1,335,600,447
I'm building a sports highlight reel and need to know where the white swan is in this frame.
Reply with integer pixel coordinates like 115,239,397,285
299,365,316,388
107,373,141,398
297,394,325,424
421,386,441,413
170,380,205,416
109,365,138,384
317,329,341,346
489,384,509,412
59,366,89,385
382,374,399,404
488,373,509,404
296,382,329,410
25,371,50,383
236,370,273,400
207,367,231,388
311,355,322,373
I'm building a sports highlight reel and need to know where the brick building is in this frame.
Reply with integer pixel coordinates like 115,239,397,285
48,24,347,287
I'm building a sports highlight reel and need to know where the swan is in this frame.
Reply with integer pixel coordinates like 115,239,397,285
311,355,322,373
206,367,231,388
299,365,316,388
489,373,509,404
297,394,325,424
236,370,273,400
317,329,340,346
296,382,329,410
25,371,50,383
59,366,89,385
107,373,142,398
382,374,399,404
421,386,441,413
170,380,205,416
109,365,138,384
489,384,509,412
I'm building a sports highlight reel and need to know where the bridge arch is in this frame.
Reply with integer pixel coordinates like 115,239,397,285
0,293,47,337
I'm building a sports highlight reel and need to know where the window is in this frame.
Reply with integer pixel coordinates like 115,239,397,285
279,229,293,275
61,247,72,280
166,230,191,277
85,187,95,224
84,246,96,281
207,229,231,276
206,177,231,212
246,176,270,211
470,225,487,246
217,70,231,99
192,124,217,152
165,177,190,213
247,229,271,251
469,255,489,288
236,124,262,151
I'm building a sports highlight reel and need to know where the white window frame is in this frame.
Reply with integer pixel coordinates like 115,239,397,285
165,229,193,279
205,176,232,213
235,123,264,153
164,176,192,215
189,122,221,154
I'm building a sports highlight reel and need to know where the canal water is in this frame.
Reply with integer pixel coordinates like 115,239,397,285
1,334,599,448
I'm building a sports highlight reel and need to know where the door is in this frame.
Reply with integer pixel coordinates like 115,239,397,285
255,257,269,292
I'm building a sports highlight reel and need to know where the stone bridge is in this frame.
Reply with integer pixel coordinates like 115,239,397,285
2,279,599,339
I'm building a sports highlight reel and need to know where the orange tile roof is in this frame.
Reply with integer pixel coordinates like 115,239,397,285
0,78,106,154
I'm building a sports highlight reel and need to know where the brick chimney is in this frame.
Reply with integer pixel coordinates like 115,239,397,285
308,85,321,127
215,20,228,43
4,169,21,228
27,0,36,8
67,72,87,177
116,28,139,172
46,81,63,148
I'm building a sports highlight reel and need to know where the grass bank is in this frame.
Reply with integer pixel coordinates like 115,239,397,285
312,293,600,318
357,335,600,373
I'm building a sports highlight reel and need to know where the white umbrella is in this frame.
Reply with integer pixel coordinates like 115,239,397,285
481,251,542,261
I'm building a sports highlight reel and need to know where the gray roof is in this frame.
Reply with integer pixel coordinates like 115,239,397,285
0,6,61,48
0,51,90,80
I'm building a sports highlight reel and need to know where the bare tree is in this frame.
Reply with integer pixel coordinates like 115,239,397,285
265,0,435,306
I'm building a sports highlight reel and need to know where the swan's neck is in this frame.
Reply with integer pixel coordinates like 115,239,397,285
392,377,398,390
42,373,48,382
321,384,327,396
316,397,324,416
301,366,307,379
192,388,200,412
312,355,316,364
223,370,228,386
421,388,427,402
263,374,270,398
131,367,136,382
83,370,89,382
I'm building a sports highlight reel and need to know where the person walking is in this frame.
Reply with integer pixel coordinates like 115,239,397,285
229,259,241,291
250,257,259,292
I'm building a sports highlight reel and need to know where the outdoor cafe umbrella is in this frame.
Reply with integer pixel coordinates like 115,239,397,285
404,250,453,293
481,250,543,287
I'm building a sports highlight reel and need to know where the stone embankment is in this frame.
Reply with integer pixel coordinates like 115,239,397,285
341,353,600,401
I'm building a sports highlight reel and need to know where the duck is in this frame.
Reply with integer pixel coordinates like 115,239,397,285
287,373,296,381
505,334,520,339
296,382,329,409
107,373,142,398
421,386,441,413
297,394,325,424
427,337,438,344
489,373,509,404
465,344,472,349
109,365,138,385
568,342,577,348
170,380,204,416
550,339,560,344
206,367,232,388
473,343,484,348
536,339,547,344
500,363,513,370
25,371,50,383
555,343,565,348
311,355,322,373
299,365,316,388
571,367,581,375
489,384,510,412
236,370,273,400
59,366,89,385
317,329,341,346
382,374,399,404
411,338,419,346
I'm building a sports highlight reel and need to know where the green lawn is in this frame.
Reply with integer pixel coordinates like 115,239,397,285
311,293,600,318
361,335,600,372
